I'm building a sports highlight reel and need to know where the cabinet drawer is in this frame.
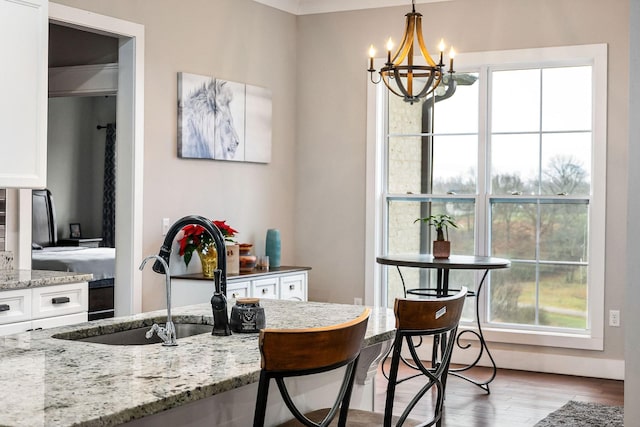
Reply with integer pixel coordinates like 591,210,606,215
0,320,32,336
280,274,307,301
0,289,32,325
227,281,250,300
31,282,88,320
252,278,279,300
32,312,87,330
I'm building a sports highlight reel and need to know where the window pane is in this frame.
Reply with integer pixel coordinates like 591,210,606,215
541,133,591,196
388,136,423,194
431,135,477,195
433,73,480,134
492,69,540,133
491,134,539,195
387,200,475,255
388,94,423,135
539,203,588,262
491,201,537,260
542,66,592,132
539,264,587,329
489,265,536,325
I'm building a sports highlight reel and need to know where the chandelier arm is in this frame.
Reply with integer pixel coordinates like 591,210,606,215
415,15,438,67
413,73,439,99
392,13,417,66
381,73,409,99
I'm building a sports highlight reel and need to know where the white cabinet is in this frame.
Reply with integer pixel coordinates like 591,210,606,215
0,282,88,336
252,277,279,300
280,274,307,301
0,0,48,188
172,268,309,307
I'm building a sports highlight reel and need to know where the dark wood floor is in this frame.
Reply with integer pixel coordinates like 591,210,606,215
374,363,624,426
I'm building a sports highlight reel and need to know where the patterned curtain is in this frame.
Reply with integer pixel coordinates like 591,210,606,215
101,123,116,248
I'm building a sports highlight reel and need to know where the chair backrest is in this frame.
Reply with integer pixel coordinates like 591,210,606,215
393,287,466,333
32,189,58,247
254,308,371,427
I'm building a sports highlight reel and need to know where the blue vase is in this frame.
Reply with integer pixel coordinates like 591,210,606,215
265,229,281,268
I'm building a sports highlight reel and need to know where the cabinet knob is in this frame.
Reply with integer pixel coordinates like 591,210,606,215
289,284,295,290
0,304,10,312
52,296,71,305
232,293,239,298
262,288,268,294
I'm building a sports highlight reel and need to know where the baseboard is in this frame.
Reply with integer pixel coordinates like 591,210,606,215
411,341,625,380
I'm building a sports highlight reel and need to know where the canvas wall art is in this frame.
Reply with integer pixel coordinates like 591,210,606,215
177,72,272,163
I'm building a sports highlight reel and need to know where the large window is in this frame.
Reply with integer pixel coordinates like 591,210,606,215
371,45,607,349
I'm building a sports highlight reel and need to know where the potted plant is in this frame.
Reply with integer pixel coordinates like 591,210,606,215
414,214,458,259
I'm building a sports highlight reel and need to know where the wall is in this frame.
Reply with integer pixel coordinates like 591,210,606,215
626,0,639,422
295,0,629,366
46,96,116,239
52,0,298,311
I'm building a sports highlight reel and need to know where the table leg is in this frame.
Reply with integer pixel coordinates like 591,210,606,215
448,269,497,394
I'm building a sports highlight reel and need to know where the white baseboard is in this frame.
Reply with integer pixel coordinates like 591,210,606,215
411,340,625,380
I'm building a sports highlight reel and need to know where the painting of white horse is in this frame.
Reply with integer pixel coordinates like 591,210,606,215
178,73,245,161
178,72,272,163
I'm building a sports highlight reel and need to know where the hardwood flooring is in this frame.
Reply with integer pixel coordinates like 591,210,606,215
374,363,624,426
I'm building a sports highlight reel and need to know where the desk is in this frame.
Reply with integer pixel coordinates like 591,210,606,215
376,254,510,393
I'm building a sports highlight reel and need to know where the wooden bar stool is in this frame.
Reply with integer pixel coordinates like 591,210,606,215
253,308,371,427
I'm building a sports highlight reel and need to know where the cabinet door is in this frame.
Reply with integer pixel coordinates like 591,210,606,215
252,277,279,300
31,282,88,319
280,274,307,301
227,281,250,300
0,289,32,325
0,0,48,187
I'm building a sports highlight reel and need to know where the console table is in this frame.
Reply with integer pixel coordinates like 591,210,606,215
172,266,310,307
376,254,509,393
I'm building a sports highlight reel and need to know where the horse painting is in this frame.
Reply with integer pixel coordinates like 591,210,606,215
178,75,241,160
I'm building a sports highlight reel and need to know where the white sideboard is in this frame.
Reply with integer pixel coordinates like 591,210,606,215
0,281,89,336
172,266,310,308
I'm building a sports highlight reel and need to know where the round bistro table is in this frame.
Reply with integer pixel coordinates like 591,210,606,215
376,254,510,393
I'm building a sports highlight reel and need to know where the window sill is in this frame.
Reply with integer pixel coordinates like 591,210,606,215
460,325,604,351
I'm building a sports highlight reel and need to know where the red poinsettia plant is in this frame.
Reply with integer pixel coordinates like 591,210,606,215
178,220,238,267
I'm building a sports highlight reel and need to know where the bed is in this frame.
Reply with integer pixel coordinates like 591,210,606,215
31,189,115,320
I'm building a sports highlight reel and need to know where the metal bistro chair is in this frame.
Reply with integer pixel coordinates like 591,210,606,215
253,308,371,427
380,287,467,427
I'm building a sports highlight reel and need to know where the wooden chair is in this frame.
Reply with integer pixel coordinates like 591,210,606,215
380,286,468,427
253,308,371,427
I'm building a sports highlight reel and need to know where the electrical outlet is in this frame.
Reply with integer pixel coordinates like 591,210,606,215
354,297,363,306
162,218,170,236
609,309,620,327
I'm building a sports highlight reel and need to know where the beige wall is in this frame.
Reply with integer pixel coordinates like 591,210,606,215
295,0,628,364
47,0,629,364
52,0,298,310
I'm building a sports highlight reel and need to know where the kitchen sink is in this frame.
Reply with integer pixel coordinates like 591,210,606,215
53,319,212,345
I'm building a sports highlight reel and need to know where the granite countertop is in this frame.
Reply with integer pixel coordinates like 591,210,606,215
0,299,395,427
174,265,311,282
0,270,94,291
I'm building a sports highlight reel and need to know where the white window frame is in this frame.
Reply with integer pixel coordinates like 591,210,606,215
365,44,607,350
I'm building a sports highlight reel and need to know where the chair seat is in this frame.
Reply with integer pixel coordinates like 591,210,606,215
278,408,423,427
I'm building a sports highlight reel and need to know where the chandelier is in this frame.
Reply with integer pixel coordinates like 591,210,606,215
368,0,455,104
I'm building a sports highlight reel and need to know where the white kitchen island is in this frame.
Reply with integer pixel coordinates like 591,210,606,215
0,298,395,426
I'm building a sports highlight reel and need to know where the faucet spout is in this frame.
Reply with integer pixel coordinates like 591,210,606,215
154,215,227,295
139,254,177,346
153,215,232,337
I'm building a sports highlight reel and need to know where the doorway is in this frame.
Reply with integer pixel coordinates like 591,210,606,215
48,3,144,316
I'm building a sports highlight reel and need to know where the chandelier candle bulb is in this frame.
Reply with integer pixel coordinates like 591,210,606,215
439,39,445,65
449,47,455,72
386,37,393,64
368,45,376,70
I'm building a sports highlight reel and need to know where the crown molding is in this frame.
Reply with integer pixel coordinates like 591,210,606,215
253,0,452,15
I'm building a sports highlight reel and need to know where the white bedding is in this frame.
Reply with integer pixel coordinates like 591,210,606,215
32,247,116,280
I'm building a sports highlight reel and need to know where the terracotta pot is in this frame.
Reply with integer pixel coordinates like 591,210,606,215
433,240,451,259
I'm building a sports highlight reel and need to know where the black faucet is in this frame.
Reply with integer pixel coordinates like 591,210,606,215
154,215,231,336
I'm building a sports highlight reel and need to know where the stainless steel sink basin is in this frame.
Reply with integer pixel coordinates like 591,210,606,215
53,319,212,345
